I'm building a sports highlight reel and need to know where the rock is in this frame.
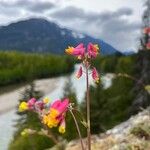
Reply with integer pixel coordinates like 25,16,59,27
65,107,150,150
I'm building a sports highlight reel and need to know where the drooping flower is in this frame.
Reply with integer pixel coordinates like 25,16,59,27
58,118,66,134
143,27,150,34
65,43,85,59
35,101,45,110
50,99,69,118
92,68,99,83
87,43,99,58
19,102,28,112
43,99,69,133
146,42,150,49
76,66,83,79
28,98,36,110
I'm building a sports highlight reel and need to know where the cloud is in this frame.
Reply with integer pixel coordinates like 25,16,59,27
0,1,142,51
0,0,56,13
51,6,133,21
50,6,141,51
50,6,86,20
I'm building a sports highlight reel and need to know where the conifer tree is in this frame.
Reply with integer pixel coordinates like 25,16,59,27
9,83,54,150
61,78,86,140
131,0,150,113
140,0,150,50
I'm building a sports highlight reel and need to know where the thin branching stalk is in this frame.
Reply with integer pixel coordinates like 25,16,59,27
69,108,85,150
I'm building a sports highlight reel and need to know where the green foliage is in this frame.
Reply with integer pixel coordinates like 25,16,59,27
9,83,54,150
0,51,74,86
115,56,135,74
61,78,86,141
93,55,135,74
9,134,53,150
93,55,119,73
81,55,137,134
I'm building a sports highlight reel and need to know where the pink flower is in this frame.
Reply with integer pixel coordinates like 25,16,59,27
76,66,83,79
50,99,69,115
43,99,69,131
35,101,44,110
58,118,66,134
146,42,150,49
92,68,99,83
87,43,99,58
27,98,36,109
143,27,150,34
65,43,85,59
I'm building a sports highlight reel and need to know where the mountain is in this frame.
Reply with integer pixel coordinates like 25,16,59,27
122,50,135,55
0,18,119,55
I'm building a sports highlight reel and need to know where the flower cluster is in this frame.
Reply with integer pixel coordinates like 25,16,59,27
65,43,100,83
19,97,70,134
143,27,150,50
19,97,49,112
43,99,69,134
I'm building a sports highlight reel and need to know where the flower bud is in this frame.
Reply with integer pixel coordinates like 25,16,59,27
76,66,83,79
92,68,100,83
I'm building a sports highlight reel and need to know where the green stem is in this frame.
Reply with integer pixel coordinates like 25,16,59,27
86,65,91,150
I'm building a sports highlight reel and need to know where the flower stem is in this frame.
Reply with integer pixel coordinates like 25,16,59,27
86,65,91,150
69,109,85,150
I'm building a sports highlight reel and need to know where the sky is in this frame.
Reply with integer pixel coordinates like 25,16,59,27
0,0,145,52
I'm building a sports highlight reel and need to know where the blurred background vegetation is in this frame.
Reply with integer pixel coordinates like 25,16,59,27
0,51,74,86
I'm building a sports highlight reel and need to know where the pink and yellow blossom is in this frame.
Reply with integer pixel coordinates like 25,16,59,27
43,99,69,133
87,43,99,58
65,43,85,59
58,118,66,134
92,68,99,83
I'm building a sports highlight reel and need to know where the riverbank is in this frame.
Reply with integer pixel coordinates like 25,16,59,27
0,77,60,115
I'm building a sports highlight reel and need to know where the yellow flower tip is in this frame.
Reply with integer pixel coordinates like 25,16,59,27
21,129,28,136
43,112,59,128
49,108,59,118
58,126,65,134
76,74,80,79
21,131,26,136
43,115,48,124
77,56,82,59
95,78,100,83
19,102,28,112
65,46,74,54
43,97,49,104
94,44,99,50
145,85,150,90
47,118,59,128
